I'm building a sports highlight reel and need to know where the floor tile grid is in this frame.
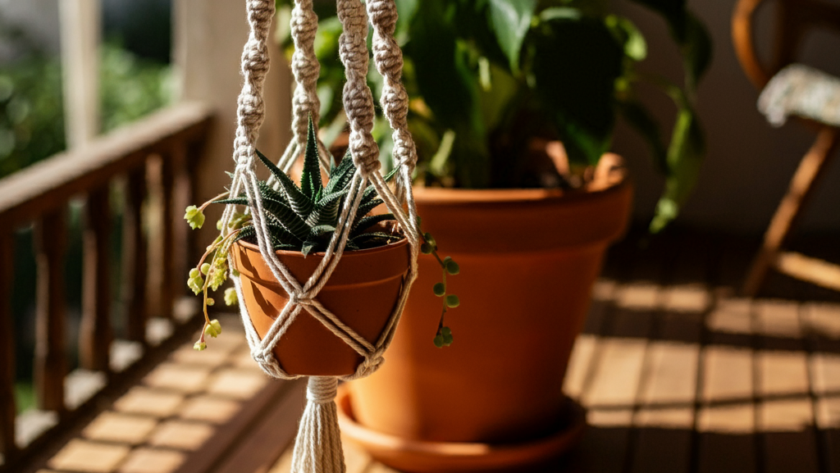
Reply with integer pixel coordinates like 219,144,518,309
43,317,269,473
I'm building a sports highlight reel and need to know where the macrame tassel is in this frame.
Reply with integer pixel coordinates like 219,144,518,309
291,377,346,473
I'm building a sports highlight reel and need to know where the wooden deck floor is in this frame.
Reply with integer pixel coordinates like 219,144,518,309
33,229,840,473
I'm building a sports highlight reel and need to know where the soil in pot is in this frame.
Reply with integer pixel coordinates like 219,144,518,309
230,238,410,377
343,176,632,468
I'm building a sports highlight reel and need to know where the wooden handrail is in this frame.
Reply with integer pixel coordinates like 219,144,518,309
0,102,212,228
0,101,213,472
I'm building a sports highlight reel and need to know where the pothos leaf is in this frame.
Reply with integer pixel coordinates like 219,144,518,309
532,13,624,165
682,12,713,90
650,104,705,233
618,99,667,174
486,0,538,73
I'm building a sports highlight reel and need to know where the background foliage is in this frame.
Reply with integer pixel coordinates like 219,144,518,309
0,8,172,413
277,0,712,231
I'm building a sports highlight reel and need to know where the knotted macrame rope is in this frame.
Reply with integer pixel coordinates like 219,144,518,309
223,1,421,472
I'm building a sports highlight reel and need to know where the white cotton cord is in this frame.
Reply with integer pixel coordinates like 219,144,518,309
290,0,322,147
303,172,367,296
338,0,380,177
302,302,374,354
233,275,303,379
366,0,418,188
369,173,420,243
241,169,302,296
223,1,422,470
291,377,346,473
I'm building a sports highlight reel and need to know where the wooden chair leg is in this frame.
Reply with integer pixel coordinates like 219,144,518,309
743,127,840,296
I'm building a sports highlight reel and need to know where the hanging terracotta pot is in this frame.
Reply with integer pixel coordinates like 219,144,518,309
230,239,411,377
339,172,632,471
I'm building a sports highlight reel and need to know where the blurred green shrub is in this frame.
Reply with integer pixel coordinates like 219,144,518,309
0,42,172,179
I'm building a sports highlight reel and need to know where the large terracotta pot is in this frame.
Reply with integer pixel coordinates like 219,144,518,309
342,178,632,470
230,238,410,377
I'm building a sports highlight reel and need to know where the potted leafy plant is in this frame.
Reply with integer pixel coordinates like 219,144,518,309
275,0,712,470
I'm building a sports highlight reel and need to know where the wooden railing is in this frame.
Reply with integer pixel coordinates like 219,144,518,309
0,102,213,471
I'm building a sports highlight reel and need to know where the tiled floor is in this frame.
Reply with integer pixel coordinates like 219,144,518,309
37,229,840,473
267,230,840,472
40,319,269,473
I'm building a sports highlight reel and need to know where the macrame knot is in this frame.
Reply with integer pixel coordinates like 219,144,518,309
349,131,381,176
367,0,398,34
238,93,265,128
288,293,312,306
306,376,338,404
354,351,384,379
373,43,403,79
251,348,270,365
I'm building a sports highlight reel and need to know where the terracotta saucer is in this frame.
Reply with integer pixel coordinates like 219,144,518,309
336,385,587,473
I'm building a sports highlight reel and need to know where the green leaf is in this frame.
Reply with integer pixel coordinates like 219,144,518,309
408,0,491,187
626,1,712,91
627,0,687,41
605,15,647,61
682,12,713,90
301,240,319,256
351,199,384,229
650,104,705,233
217,196,310,241
487,0,537,73
532,14,624,165
234,225,301,250
395,0,419,38
256,149,314,220
323,149,356,195
301,117,323,200
309,225,336,238
618,99,667,173
351,213,396,236
307,189,349,226
351,232,403,249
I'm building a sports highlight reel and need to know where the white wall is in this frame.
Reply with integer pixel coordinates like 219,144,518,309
174,0,291,244
613,0,840,234
0,0,61,54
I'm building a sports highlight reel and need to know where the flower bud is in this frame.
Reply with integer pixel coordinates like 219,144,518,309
184,206,205,230
224,287,238,306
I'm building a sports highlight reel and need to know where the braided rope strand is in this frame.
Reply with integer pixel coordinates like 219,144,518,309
366,0,418,178
338,0,380,176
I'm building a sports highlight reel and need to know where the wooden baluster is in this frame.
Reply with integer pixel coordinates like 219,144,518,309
0,231,17,461
170,143,189,304
123,166,148,344
34,208,67,412
80,185,112,372
186,140,204,266
160,153,175,319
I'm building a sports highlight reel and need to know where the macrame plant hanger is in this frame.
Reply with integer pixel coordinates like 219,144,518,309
219,0,421,471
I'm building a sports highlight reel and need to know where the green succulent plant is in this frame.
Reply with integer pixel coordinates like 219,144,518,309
185,118,462,350
216,119,403,255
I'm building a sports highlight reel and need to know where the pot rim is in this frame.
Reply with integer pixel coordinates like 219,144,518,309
411,176,630,205
233,234,409,260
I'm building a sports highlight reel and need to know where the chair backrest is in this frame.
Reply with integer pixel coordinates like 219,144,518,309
732,0,840,90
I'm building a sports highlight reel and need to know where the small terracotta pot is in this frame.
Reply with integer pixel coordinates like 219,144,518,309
230,238,411,377
343,178,632,470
